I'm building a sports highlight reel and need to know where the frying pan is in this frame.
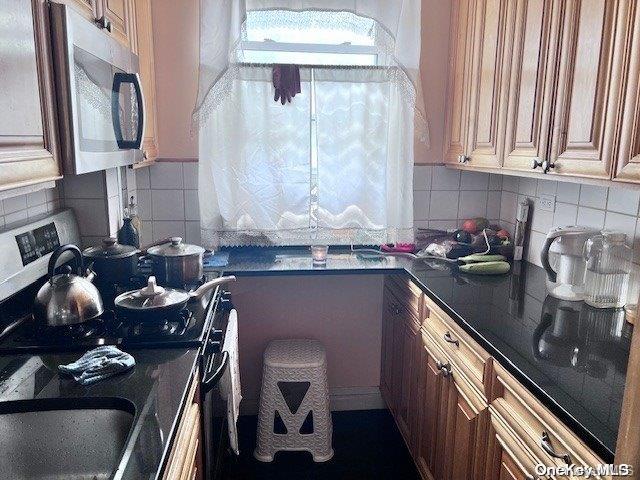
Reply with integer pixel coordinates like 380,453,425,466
114,275,236,320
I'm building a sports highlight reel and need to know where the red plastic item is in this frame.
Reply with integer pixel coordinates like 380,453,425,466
380,243,416,253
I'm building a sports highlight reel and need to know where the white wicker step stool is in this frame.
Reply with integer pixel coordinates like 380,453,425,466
254,339,334,462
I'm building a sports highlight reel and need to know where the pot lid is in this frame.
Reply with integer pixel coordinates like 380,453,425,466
147,237,205,257
114,276,189,310
83,237,139,259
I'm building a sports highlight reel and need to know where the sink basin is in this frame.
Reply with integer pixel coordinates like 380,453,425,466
0,397,135,479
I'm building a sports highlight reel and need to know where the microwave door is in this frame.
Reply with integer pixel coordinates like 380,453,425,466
112,72,144,150
70,46,142,174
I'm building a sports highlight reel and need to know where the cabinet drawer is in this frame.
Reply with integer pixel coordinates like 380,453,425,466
490,362,608,478
385,275,424,321
422,295,489,395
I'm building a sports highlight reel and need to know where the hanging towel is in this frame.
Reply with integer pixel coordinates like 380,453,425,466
59,346,135,385
221,309,242,455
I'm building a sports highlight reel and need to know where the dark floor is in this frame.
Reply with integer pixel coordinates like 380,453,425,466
223,409,420,480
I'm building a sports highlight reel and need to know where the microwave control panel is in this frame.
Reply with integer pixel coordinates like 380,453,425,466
15,222,60,266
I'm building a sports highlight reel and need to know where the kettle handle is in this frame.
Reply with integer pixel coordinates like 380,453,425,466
540,235,558,283
48,244,83,282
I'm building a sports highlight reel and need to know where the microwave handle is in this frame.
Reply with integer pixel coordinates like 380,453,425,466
111,72,145,150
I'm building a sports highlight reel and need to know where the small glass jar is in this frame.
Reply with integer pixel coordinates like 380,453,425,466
311,245,328,264
583,231,632,308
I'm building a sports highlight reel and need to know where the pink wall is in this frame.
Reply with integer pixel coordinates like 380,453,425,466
150,0,452,164
228,275,384,408
151,0,199,159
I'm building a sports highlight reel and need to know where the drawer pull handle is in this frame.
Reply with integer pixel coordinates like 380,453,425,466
443,331,459,347
435,360,452,378
540,431,572,465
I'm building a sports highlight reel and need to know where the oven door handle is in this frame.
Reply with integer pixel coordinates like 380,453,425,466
202,350,229,394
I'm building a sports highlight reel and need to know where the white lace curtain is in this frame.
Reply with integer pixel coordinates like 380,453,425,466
195,1,422,247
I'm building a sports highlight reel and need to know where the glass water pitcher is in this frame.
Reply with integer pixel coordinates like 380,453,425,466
583,231,632,308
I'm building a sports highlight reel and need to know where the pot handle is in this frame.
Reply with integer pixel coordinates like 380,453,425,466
48,244,83,282
191,275,237,299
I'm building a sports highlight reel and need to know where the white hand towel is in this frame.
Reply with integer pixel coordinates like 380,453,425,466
221,309,242,455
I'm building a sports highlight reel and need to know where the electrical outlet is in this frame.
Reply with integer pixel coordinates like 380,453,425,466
539,194,556,213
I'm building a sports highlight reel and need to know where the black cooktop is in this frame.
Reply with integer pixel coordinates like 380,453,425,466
0,274,224,354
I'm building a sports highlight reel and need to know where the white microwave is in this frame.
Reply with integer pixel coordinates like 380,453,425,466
50,3,145,175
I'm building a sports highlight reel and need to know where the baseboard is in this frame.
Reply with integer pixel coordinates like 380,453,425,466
239,386,386,416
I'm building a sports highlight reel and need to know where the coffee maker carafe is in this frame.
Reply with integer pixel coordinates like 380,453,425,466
541,226,598,301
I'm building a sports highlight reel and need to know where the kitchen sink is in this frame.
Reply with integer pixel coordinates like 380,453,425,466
0,397,135,479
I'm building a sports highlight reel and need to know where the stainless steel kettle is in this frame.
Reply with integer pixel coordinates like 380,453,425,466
34,245,104,326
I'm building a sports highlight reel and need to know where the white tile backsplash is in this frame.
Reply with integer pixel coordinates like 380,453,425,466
606,188,640,216
413,190,430,220
518,177,538,197
502,175,519,193
556,182,581,204
553,202,578,226
183,163,199,190
135,167,151,190
3,195,27,214
152,220,186,241
184,190,200,221
458,190,487,219
149,163,184,189
460,171,489,191
579,184,608,209
151,189,185,221
576,206,606,230
429,190,459,220
604,212,637,245
431,167,460,190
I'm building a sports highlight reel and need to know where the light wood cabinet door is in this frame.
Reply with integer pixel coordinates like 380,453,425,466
392,313,420,449
613,0,640,183
547,0,626,179
415,330,489,480
415,335,448,480
381,291,397,410
464,0,510,169
55,0,97,22
0,0,62,192
444,0,474,165
502,0,557,172
97,0,134,48
131,0,159,164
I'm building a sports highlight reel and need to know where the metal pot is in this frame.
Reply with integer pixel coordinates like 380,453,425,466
34,245,104,326
114,275,236,320
83,237,141,287
145,237,205,287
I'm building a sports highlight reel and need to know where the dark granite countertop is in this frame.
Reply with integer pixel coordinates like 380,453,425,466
0,348,199,479
216,246,631,461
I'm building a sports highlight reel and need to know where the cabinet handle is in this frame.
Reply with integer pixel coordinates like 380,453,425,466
541,160,555,174
540,431,572,465
435,360,452,378
531,158,543,170
95,16,112,32
458,155,469,164
443,331,459,347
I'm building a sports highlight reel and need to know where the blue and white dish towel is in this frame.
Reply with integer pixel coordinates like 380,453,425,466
59,346,135,385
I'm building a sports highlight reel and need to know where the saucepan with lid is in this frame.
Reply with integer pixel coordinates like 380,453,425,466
144,237,206,287
82,237,141,287
113,275,236,320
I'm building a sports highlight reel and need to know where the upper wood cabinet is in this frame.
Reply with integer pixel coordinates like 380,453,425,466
547,0,626,179
57,0,134,49
130,0,159,164
613,0,640,182
445,0,633,183
464,0,511,169
0,0,62,192
97,0,134,48
444,0,474,165
501,0,557,172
